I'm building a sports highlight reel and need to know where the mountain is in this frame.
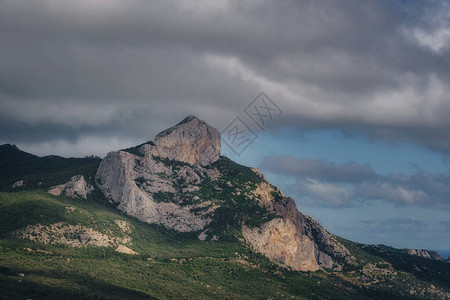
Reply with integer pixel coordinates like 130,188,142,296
1,116,450,299
95,115,352,271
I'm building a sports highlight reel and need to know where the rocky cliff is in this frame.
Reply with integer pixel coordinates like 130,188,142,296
95,116,220,232
95,115,354,271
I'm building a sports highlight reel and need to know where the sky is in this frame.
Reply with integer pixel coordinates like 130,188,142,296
1,0,450,252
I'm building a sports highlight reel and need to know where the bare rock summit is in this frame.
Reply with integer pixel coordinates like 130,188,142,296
153,115,220,166
95,115,221,232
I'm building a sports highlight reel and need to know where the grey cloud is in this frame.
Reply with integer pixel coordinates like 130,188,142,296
287,178,354,208
355,172,450,209
2,0,450,156
261,155,450,209
261,155,377,183
336,217,450,249
357,218,430,234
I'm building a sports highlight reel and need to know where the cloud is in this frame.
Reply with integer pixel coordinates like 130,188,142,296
261,155,450,209
348,218,450,249
291,178,353,207
355,172,450,209
261,155,377,183
414,27,450,53
410,0,450,53
2,0,450,156
357,218,429,234
320,215,450,250
355,182,429,206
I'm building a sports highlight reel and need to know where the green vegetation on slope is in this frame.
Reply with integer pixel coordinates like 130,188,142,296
1,190,448,299
0,144,101,191
0,190,366,300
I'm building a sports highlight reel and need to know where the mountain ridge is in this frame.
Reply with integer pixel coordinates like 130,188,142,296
94,115,361,271
0,143,101,191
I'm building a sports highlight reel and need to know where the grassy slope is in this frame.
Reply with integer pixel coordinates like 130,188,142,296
0,190,369,300
2,191,447,299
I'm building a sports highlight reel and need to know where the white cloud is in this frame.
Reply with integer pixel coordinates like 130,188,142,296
295,178,352,207
356,182,429,206
414,27,450,53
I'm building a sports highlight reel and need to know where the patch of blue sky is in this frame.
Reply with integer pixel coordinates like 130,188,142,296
302,202,450,250
224,127,450,176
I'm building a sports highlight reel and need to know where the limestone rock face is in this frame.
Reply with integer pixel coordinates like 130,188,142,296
153,115,220,166
95,115,222,232
48,175,94,199
243,218,319,271
12,180,24,188
408,249,443,261
95,147,216,232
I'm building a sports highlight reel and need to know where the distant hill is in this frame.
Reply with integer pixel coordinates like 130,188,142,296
0,144,101,190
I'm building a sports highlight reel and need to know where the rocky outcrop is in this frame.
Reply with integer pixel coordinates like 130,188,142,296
408,249,443,261
12,180,24,188
116,244,138,255
95,116,220,232
17,222,121,247
302,213,355,267
153,115,220,166
48,175,94,199
95,150,217,232
16,221,137,255
95,115,353,272
243,218,319,271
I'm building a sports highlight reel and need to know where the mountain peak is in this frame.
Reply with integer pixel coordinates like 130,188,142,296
0,143,37,162
152,115,220,165
0,143,19,150
176,114,199,126
156,115,204,140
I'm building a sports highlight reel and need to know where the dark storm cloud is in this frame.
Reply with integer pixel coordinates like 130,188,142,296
261,155,450,209
1,0,450,155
